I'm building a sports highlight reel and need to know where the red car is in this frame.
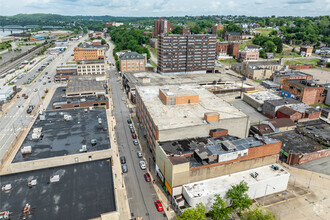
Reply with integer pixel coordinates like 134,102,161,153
144,173,151,182
132,133,137,139
155,200,163,212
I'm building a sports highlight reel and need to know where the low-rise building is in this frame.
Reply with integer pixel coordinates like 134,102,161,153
30,34,55,41
74,47,104,61
55,64,77,81
212,23,223,34
0,85,16,103
216,42,239,57
119,52,146,73
250,118,295,136
261,80,280,90
65,76,107,97
136,85,250,155
321,107,330,120
77,61,106,76
273,70,313,87
225,32,242,42
282,79,325,105
92,39,102,46
238,50,259,62
243,91,282,110
299,46,313,57
0,36,14,43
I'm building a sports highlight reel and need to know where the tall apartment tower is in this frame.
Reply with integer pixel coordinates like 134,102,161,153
158,34,217,74
154,18,171,36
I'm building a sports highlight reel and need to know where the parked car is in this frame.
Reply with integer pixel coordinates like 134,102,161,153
144,173,151,182
24,95,28,99
139,161,146,170
120,156,126,164
132,133,137,139
26,105,34,114
122,164,128,173
137,151,142,158
133,140,139,146
155,200,164,212
127,119,132,124
129,124,133,129
22,93,26,97
130,128,135,133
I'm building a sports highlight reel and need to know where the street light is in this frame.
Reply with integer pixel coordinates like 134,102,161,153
263,184,275,206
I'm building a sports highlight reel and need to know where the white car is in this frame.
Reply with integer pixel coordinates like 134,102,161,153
139,161,146,170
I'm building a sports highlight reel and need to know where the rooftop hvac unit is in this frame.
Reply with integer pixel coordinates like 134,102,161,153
28,179,37,187
84,109,88,113
79,145,87,152
40,115,46,120
91,139,97,146
64,114,72,121
98,118,102,125
250,172,259,178
21,146,32,155
50,175,60,183
89,107,95,110
271,164,279,170
2,184,12,191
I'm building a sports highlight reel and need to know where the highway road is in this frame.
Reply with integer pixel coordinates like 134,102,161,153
0,37,86,164
106,39,166,220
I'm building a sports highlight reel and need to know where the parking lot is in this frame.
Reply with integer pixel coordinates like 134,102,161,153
295,157,330,176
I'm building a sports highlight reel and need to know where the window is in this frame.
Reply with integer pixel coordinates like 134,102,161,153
188,99,190,104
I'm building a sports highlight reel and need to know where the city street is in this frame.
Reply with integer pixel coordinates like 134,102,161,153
106,39,166,220
0,37,86,164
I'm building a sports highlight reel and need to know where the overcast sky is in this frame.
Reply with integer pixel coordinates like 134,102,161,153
0,0,329,17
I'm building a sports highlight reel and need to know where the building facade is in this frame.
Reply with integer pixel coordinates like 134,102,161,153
273,71,313,87
299,46,313,57
238,50,259,62
212,23,223,34
119,52,146,73
216,42,239,57
77,62,106,75
282,79,325,105
74,47,104,61
225,32,242,41
154,18,171,36
158,34,216,74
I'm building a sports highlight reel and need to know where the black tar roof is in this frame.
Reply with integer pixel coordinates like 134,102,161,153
269,120,329,154
265,98,301,107
12,107,110,163
0,159,116,220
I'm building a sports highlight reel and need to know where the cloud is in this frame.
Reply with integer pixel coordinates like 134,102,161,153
286,0,315,4
255,0,264,4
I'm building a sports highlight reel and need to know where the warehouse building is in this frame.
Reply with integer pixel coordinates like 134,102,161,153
243,91,282,110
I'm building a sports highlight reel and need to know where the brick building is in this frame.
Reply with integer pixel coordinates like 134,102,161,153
238,50,259,62
119,52,145,73
55,64,77,81
74,47,104,61
154,18,171,36
282,79,325,105
92,40,102,46
299,46,313,57
225,32,242,41
216,42,239,57
180,28,191,35
273,71,313,87
158,34,216,74
212,23,223,34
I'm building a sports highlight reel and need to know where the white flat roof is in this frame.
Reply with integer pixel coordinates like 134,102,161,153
244,91,282,104
137,85,247,130
183,164,289,199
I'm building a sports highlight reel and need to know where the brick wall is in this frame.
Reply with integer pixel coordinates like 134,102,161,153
288,64,313,70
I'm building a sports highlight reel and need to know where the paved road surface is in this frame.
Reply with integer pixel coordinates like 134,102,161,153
106,39,165,220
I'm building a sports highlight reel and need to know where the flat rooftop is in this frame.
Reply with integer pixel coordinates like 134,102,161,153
183,164,289,199
12,107,110,163
265,98,301,107
268,120,329,154
67,77,106,93
0,159,116,220
124,72,242,88
244,91,282,104
48,87,108,110
275,71,311,77
137,85,247,130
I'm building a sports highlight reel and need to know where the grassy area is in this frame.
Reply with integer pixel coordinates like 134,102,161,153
255,28,274,36
274,52,301,59
285,58,319,67
66,62,76,64
146,45,158,58
254,79,263,84
310,103,329,108
149,60,157,67
220,59,238,64
239,40,253,50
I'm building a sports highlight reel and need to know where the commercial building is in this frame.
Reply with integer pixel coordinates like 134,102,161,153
136,85,250,154
74,47,104,61
154,18,171,36
263,98,320,120
92,39,102,46
243,91,282,110
238,50,259,62
273,70,313,86
105,22,124,27
158,34,216,74
216,42,239,57
30,34,55,41
261,80,280,90
181,165,289,210
65,76,107,97
321,107,330,120
282,79,325,105
77,61,106,76
250,118,296,136
269,119,330,165
156,133,283,197
119,52,146,73
0,85,16,103
299,46,313,57
0,36,14,43
225,32,242,41
55,64,77,81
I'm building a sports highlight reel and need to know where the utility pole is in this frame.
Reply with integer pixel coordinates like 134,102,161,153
263,184,275,206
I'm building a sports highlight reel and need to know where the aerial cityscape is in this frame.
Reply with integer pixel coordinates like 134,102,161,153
0,1,329,220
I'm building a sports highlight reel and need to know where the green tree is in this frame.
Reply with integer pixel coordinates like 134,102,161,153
101,39,106,45
241,207,275,220
226,181,252,213
178,203,206,220
259,49,267,58
264,40,276,52
171,25,184,34
97,36,102,39
209,194,232,220
191,25,201,34
326,62,330,68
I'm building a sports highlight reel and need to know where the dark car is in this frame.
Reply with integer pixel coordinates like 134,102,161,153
120,156,126,164
24,95,28,99
127,119,132,124
144,173,151,182
122,164,128,173
132,133,137,139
